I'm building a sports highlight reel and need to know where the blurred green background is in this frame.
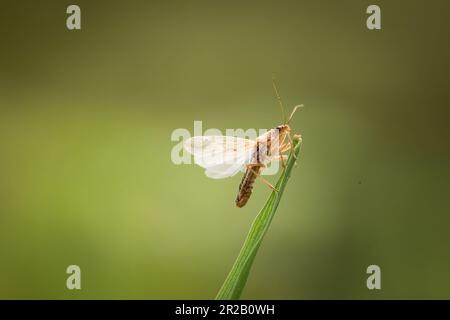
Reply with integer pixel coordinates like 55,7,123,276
1,0,449,299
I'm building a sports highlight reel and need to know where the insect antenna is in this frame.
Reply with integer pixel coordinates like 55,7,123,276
272,75,287,124
287,104,304,124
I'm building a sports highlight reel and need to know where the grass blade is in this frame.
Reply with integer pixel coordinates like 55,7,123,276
215,135,303,300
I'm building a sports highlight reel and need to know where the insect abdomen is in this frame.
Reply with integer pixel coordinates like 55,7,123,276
235,165,263,208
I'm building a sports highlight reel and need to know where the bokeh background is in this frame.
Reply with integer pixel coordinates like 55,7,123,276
1,0,449,299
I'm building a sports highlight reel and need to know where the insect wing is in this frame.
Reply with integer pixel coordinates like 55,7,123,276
184,136,256,179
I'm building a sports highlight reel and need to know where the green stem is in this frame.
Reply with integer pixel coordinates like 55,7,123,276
216,135,303,300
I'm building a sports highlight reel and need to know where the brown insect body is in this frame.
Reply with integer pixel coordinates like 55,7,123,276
235,126,291,207
235,164,264,208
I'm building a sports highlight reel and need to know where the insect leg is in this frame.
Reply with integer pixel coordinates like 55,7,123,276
247,164,278,192
270,154,288,162
276,132,289,168
278,139,292,168
279,149,287,168
280,144,291,152
286,133,297,160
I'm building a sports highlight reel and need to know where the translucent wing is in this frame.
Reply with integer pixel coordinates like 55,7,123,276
184,136,256,179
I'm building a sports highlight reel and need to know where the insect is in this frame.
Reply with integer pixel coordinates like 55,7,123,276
184,79,302,208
